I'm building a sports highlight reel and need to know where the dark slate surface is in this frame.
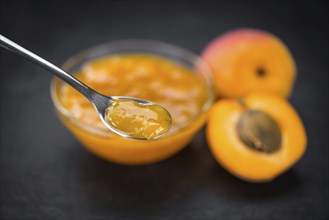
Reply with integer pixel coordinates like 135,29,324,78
0,1,328,220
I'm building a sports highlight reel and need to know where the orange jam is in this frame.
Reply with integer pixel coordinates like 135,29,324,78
105,99,172,140
59,54,208,134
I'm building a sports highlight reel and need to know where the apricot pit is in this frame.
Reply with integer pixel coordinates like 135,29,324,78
237,109,281,154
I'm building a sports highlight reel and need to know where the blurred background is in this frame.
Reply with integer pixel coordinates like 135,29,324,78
0,1,328,220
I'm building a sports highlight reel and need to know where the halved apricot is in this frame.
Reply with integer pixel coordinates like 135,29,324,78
206,93,307,182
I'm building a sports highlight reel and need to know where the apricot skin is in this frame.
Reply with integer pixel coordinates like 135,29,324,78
206,93,307,182
202,28,296,98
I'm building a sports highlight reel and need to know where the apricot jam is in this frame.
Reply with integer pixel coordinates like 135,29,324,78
59,54,208,134
105,99,171,140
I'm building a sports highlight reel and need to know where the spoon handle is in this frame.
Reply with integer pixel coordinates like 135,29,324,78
0,34,95,100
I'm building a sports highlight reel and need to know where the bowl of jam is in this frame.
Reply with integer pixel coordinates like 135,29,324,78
51,40,215,165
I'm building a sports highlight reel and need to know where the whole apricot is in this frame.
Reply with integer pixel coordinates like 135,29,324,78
202,28,296,98
206,93,307,182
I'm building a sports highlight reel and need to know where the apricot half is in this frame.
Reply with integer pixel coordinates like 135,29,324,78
206,93,307,182
202,28,296,98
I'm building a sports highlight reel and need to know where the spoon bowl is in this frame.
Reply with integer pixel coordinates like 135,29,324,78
92,94,172,140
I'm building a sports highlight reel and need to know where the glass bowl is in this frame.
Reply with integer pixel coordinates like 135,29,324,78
50,40,215,165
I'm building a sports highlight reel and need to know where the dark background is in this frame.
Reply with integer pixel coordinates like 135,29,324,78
0,1,328,220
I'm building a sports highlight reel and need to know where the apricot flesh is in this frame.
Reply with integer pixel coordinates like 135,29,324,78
206,93,307,182
202,28,296,98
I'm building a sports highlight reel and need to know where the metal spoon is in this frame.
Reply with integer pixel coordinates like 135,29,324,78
0,35,172,140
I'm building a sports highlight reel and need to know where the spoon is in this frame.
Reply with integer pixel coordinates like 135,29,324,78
0,35,172,140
